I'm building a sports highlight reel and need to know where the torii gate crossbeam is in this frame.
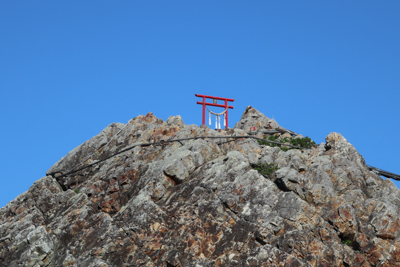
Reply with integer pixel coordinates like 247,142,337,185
195,94,235,129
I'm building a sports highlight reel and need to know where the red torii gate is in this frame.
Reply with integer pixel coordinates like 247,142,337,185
195,94,235,129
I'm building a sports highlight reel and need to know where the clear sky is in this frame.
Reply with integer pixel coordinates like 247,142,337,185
1,1,399,208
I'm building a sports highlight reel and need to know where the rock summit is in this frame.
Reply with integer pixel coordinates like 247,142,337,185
1,107,400,266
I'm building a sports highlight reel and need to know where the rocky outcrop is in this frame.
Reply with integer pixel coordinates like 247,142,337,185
1,107,400,266
234,106,280,131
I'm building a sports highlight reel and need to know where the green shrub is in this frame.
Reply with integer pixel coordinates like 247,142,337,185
257,135,316,151
74,189,79,194
257,135,281,147
280,147,290,152
280,137,290,143
253,163,279,177
268,135,280,141
290,136,316,149
342,239,352,246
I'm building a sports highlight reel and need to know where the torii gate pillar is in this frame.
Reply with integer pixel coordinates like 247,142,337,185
195,94,235,129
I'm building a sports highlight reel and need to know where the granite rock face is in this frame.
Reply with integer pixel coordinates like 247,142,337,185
1,107,400,266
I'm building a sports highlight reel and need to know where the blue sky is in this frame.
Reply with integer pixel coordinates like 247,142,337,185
1,1,399,207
